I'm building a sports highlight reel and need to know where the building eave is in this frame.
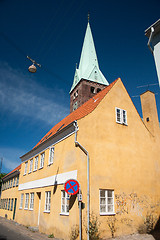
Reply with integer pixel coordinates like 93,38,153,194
2,170,20,181
20,121,76,162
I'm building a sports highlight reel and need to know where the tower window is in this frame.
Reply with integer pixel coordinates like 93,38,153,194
76,90,78,97
97,88,101,93
91,87,95,94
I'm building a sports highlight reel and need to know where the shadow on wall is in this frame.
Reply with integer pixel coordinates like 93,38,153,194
69,194,77,210
151,216,160,240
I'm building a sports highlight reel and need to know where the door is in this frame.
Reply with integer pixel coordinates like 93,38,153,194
13,198,17,220
37,192,41,226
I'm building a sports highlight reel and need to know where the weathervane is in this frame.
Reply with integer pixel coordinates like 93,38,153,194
88,12,90,23
27,56,41,73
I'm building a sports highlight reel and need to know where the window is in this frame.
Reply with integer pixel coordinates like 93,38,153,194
61,191,69,215
115,108,127,125
24,162,28,175
6,199,8,210
99,190,114,215
11,179,13,188
34,156,38,171
20,194,24,209
24,193,29,209
29,159,33,173
8,199,10,210
73,101,78,111
16,176,19,186
29,193,34,210
13,177,16,187
95,71,97,80
11,198,14,211
40,153,45,168
91,86,95,93
49,147,54,165
45,191,51,212
97,88,101,93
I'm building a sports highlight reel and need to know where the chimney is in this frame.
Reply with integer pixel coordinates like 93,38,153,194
140,90,159,135
145,19,160,86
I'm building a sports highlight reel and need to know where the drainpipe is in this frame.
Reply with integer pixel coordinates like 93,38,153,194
74,121,90,240
147,27,154,54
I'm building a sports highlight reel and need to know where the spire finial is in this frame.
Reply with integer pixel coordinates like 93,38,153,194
88,12,90,23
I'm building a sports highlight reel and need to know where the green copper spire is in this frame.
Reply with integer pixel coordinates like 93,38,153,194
70,21,109,93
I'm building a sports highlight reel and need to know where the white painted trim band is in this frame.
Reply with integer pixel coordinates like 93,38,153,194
18,170,77,191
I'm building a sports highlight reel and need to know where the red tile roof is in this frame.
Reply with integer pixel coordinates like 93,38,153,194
3,164,21,179
34,78,119,148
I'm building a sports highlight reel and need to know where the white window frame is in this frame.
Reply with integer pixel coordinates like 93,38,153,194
24,162,28,175
115,107,127,125
29,193,34,210
29,159,33,173
19,193,24,209
44,191,51,212
61,190,69,215
99,189,115,215
40,153,45,169
34,156,39,171
48,147,54,165
24,193,29,210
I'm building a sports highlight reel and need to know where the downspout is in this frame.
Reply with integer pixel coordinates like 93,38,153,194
74,121,90,240
147,27,154,54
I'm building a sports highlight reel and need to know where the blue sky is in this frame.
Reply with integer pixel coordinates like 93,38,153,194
0,0,160,173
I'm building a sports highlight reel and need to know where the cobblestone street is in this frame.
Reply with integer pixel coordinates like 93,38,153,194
0,217,159,240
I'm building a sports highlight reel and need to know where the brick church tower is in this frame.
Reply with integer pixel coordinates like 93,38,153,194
70,19,109,113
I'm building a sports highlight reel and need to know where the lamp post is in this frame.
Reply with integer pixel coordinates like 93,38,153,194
27,56,41,73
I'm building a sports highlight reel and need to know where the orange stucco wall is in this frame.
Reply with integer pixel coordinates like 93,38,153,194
2,79,160,239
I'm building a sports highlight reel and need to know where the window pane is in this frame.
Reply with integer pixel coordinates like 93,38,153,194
108,190,113,197
108,205,113,212
100,198,105,204
100,205,106,212
62,205,65,212
66,205,69,212
108,198,113,204
62,191,65,197
100,190,105,197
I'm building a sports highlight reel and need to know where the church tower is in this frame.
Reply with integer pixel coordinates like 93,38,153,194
70,19,109,113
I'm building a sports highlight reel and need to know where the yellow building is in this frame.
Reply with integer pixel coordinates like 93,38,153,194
0,164,21,221
1,21,160,240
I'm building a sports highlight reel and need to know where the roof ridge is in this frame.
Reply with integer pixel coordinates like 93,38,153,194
34,78,119,148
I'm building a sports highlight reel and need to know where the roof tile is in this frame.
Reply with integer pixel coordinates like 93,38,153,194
34,78,119,148
2,164,21,179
